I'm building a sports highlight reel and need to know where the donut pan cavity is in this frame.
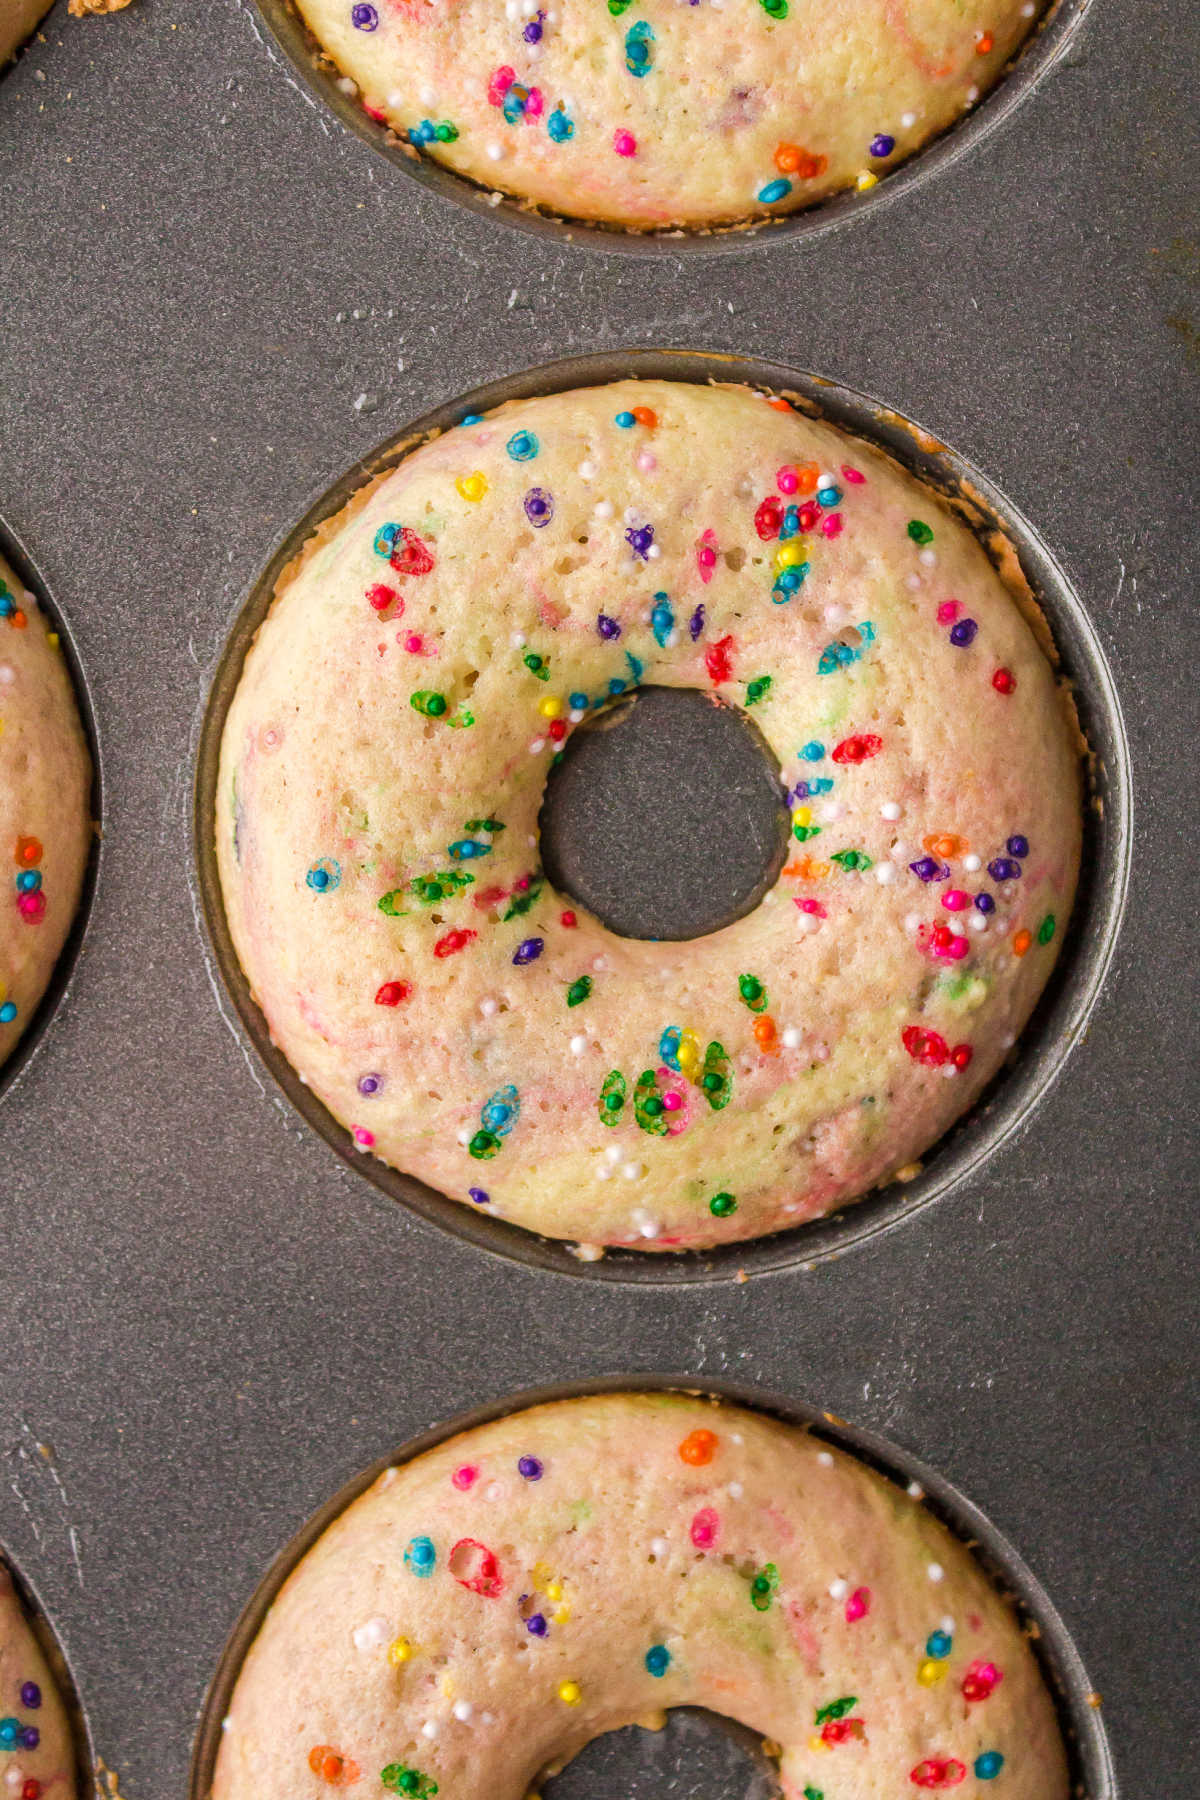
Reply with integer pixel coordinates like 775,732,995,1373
0,523,102,1110
189,1378,1113,1800
253,0,1091,255
195,348,1131,1285
0,1,1196,1796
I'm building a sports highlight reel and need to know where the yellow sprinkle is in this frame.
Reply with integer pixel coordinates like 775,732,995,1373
439,1674,456,1698
774,539,809,571
557,1680,582,1706
455,471,489,503
792,806,813,827
553,1604,571,1624
917,1658,947,1686
808,1735,831,1753
47,632,60,648
387,1637,414,1665
856,171,878,191
544,1581,563,1602
538,696,562,720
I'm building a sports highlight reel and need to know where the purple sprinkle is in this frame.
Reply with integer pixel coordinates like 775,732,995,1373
513,937,545,965
1007,834,1029,858
625,523,654,560
526,1612,548,1635
909,856,949,883
688,604,705,640
523,12,543,40
20,1682,40,1710
518,1455,544,1480
21,1726,39,1751
988,857,1021,882
975,892,996,914
350,2,378,27
357,1072,383,1097
468,1186,490,1205
949,618,978,647
597,612,621,640
524,486,554,527
869,133,896,157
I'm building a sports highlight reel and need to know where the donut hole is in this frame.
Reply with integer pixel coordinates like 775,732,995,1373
539,685,790,942
544,1707,778,1800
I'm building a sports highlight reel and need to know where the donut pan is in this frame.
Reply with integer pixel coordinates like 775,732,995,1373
0,0,1196,1796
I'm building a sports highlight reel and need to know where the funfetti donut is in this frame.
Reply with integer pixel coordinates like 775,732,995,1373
215,379,1081,1254
292,0,1047,228
0,552,92,1074
0,1561,76,1800
212,1393,1069,1800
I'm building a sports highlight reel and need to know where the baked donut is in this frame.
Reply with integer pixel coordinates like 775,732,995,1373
292,0,1047,229
215,379,1081,1253
212,1392,1068,1800
0,1561,76,1800
0,552,92,1074
0,2,52,66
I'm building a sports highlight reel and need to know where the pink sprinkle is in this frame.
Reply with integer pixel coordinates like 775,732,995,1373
613,128,637,157
941,889,970,912
696,529,719,582
841,465,866,485
820,512,843,539
403,633,424,653
798,898,827,917
487,65,515,106
661,1091,682,1112
845,1585,871,1622
363,103,387,124
936,599,961,624
452,1464,479,1491
637,450,657,473
946,935,970,960
690,1507,720,1549
777,466,799,495
17,891,46,923
525,86,544,118
353,1127,375,1149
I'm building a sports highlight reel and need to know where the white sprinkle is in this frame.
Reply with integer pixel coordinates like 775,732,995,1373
901,109,917,128
485,141,505,161
874,863,896,887
594,498,614,520
453,1701,474,1723
968,910,988,931
578,459,597,480
918,547,937,567
604,1144,621,1163
727,1481,744,1499
903,911,922,932
569,1034,587,1055
880,800,901,820
621,1162,644,1180
637,1216,659,1238
905,571,923,590
637,451,656,472
907,1480,924,1498
647,543,662,560
822,603,848,627
421,1720,440,1740
963,852,982,872
928,1562,945,1583
569,708,585,723
942,1064,958,1078
940,1614,956,1634
651,1537,670,1557
480,997,498,1017
529,739,545,755
798,912,819,935
592,955,609,972
820,800,846,823
511,631,527,648
352,1615,389,1652
817,1451,834,1467
456,1129,471,1146
967,84,980,102
829,1577,848,1600
781,1026,802,1049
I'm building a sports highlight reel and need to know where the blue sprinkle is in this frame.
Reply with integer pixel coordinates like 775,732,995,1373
869,132,896,158
615,411,636,428
645,1644,671,1677
800,741,825,761
974,1753,1005,1781
482,1084,520,1135
306,859,341,892
608,678,627,696
757,177,793,205
468,1186,490,1204
404,1536,437,1576
659,1026,682,1069
459,413,482,426
506,430,539,461
547,107,574,141
626,651,645,681
925,1630,952,1658
569,691,588,710
526,1612,548,1635
817,484,841,506
374,523,399,557
624,19,655,75
351,2,378,27
0,1003,16,1024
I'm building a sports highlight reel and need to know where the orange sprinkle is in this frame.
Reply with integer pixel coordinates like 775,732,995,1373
774,142,802,173
923,833,968,859
631,405,658,429
976,31,994,52
783,855,831,881
795,462,820,495
767,396,792,412
753,1016,778,1052
678,1428,718,1466
308,1748,360,1786
1013,929,1032,957
15,837,42,866
11,611,26,629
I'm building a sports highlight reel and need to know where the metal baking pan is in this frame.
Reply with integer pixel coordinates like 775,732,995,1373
0,0,1195,1794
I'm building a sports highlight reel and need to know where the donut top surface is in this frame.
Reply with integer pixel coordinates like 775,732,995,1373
213,1393,1068,1800
0,554,92,1073
0,1562,75,1800
293,0,1047,227
216,379,1081,1252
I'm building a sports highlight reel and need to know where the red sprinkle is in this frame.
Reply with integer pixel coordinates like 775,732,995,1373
705,635,735,684
821,1717,864,1745
831,733,882,764
374,980,411,1006
366,582,400,614
962,1659,1003,1702
560,910,578,928
754,497,784,540
449,1537,504,1597
434,929,476,958
902,1025,949,1067
390,527,435,577
911,1759,966,1789
992,667,1017,694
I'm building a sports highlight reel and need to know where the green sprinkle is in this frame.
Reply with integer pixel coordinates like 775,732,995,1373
465,817,505,834
566,976,593,1007
1037,912,1056,945
503,880,543,920
599,1070,627,1125
468,1129,501,1161
830,848,873,872
410,689,448,717
377,889,407,917
381,1768,438,1799
709,1191,737,1217
749,1563,779,1611
700,1041,733,1110
814,1695,858,1726
634,1068,669,1136
746,674,772,706
523,651,550,680
804,1789,824,1800
792,823,821,843
906,520,934,545
738,973,767,1012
